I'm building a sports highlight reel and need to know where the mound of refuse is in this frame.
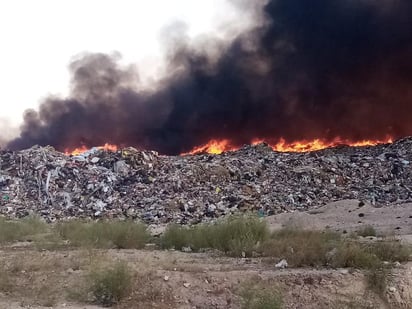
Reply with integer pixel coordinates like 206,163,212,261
1,138,412,224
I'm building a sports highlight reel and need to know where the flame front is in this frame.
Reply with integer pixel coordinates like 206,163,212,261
184,137,394,155
268,137,393,152
65,143,118,156
181,139,232,155
64,137,394,157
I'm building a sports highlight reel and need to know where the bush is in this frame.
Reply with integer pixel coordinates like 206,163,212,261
160,224,206,252
207,215,269,256
161,215,269,257
356,226,377,237
259,228,411,269
56,220,150,249
259,229,341,267
367,239,411,263
0,216,47,243
332,242,382,269
89,261,132,306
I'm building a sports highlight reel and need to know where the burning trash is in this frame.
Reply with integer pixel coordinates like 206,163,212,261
0,137,411,224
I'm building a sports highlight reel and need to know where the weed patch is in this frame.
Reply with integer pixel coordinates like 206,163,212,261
259,228,410,270
367,239,411,263
260,229,341,267
161,215,269,257
0,216,47,243
356,226,377,237
56,220,150,249
88,261,132,306
332,241,382,269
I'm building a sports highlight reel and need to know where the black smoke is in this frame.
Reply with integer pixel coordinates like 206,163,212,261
7,0,412,154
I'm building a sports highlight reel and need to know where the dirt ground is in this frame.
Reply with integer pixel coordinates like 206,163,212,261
265,199,412,237
0,199,411,309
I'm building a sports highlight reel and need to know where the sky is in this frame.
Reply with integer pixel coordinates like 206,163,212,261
0,0,254,134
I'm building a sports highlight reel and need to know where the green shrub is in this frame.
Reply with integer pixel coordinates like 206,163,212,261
56,220,150,249
160,224,203,251
89,261,132,306
208,215,269,257
107,221,150,249
161,215,269,257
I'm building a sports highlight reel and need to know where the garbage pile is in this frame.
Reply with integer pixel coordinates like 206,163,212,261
1,138,412,224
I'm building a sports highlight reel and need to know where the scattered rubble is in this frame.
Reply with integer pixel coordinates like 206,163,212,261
1,137,412,224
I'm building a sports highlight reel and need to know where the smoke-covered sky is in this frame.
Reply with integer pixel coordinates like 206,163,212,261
3,0,412,154
0,0,257,127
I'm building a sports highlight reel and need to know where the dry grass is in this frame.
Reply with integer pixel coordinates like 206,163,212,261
366,265,391,296
0,217,152,251
119,271,175,308
56,220,150,249
0,216,48,243
259,229,341,267
259,228,410,269
239,281,283,309
331,241,382,269
356,225,377,237
68,258,173,308
0,249,105,307
367,239,411,262
161,215,269,257
0,254,67,306
259,228,411,299
88,261,133,306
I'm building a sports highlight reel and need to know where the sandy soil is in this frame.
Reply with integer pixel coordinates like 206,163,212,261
0,248,403,309
0,199,411,309
266,199,412,241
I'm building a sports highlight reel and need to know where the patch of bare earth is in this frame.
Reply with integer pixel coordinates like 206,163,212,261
0,201,411,308
0,247,410,309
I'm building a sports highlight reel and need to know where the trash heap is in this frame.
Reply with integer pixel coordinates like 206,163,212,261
1,138,412,224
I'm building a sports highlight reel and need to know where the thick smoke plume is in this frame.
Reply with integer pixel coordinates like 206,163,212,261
7,0,412,154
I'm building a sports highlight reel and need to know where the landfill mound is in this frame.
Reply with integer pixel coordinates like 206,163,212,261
1,138,412,224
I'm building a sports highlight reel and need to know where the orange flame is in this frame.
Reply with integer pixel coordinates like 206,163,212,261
181,139,233,155
264,137,393,153
64,136,394,157
184,136,394,155
65,143,118,156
